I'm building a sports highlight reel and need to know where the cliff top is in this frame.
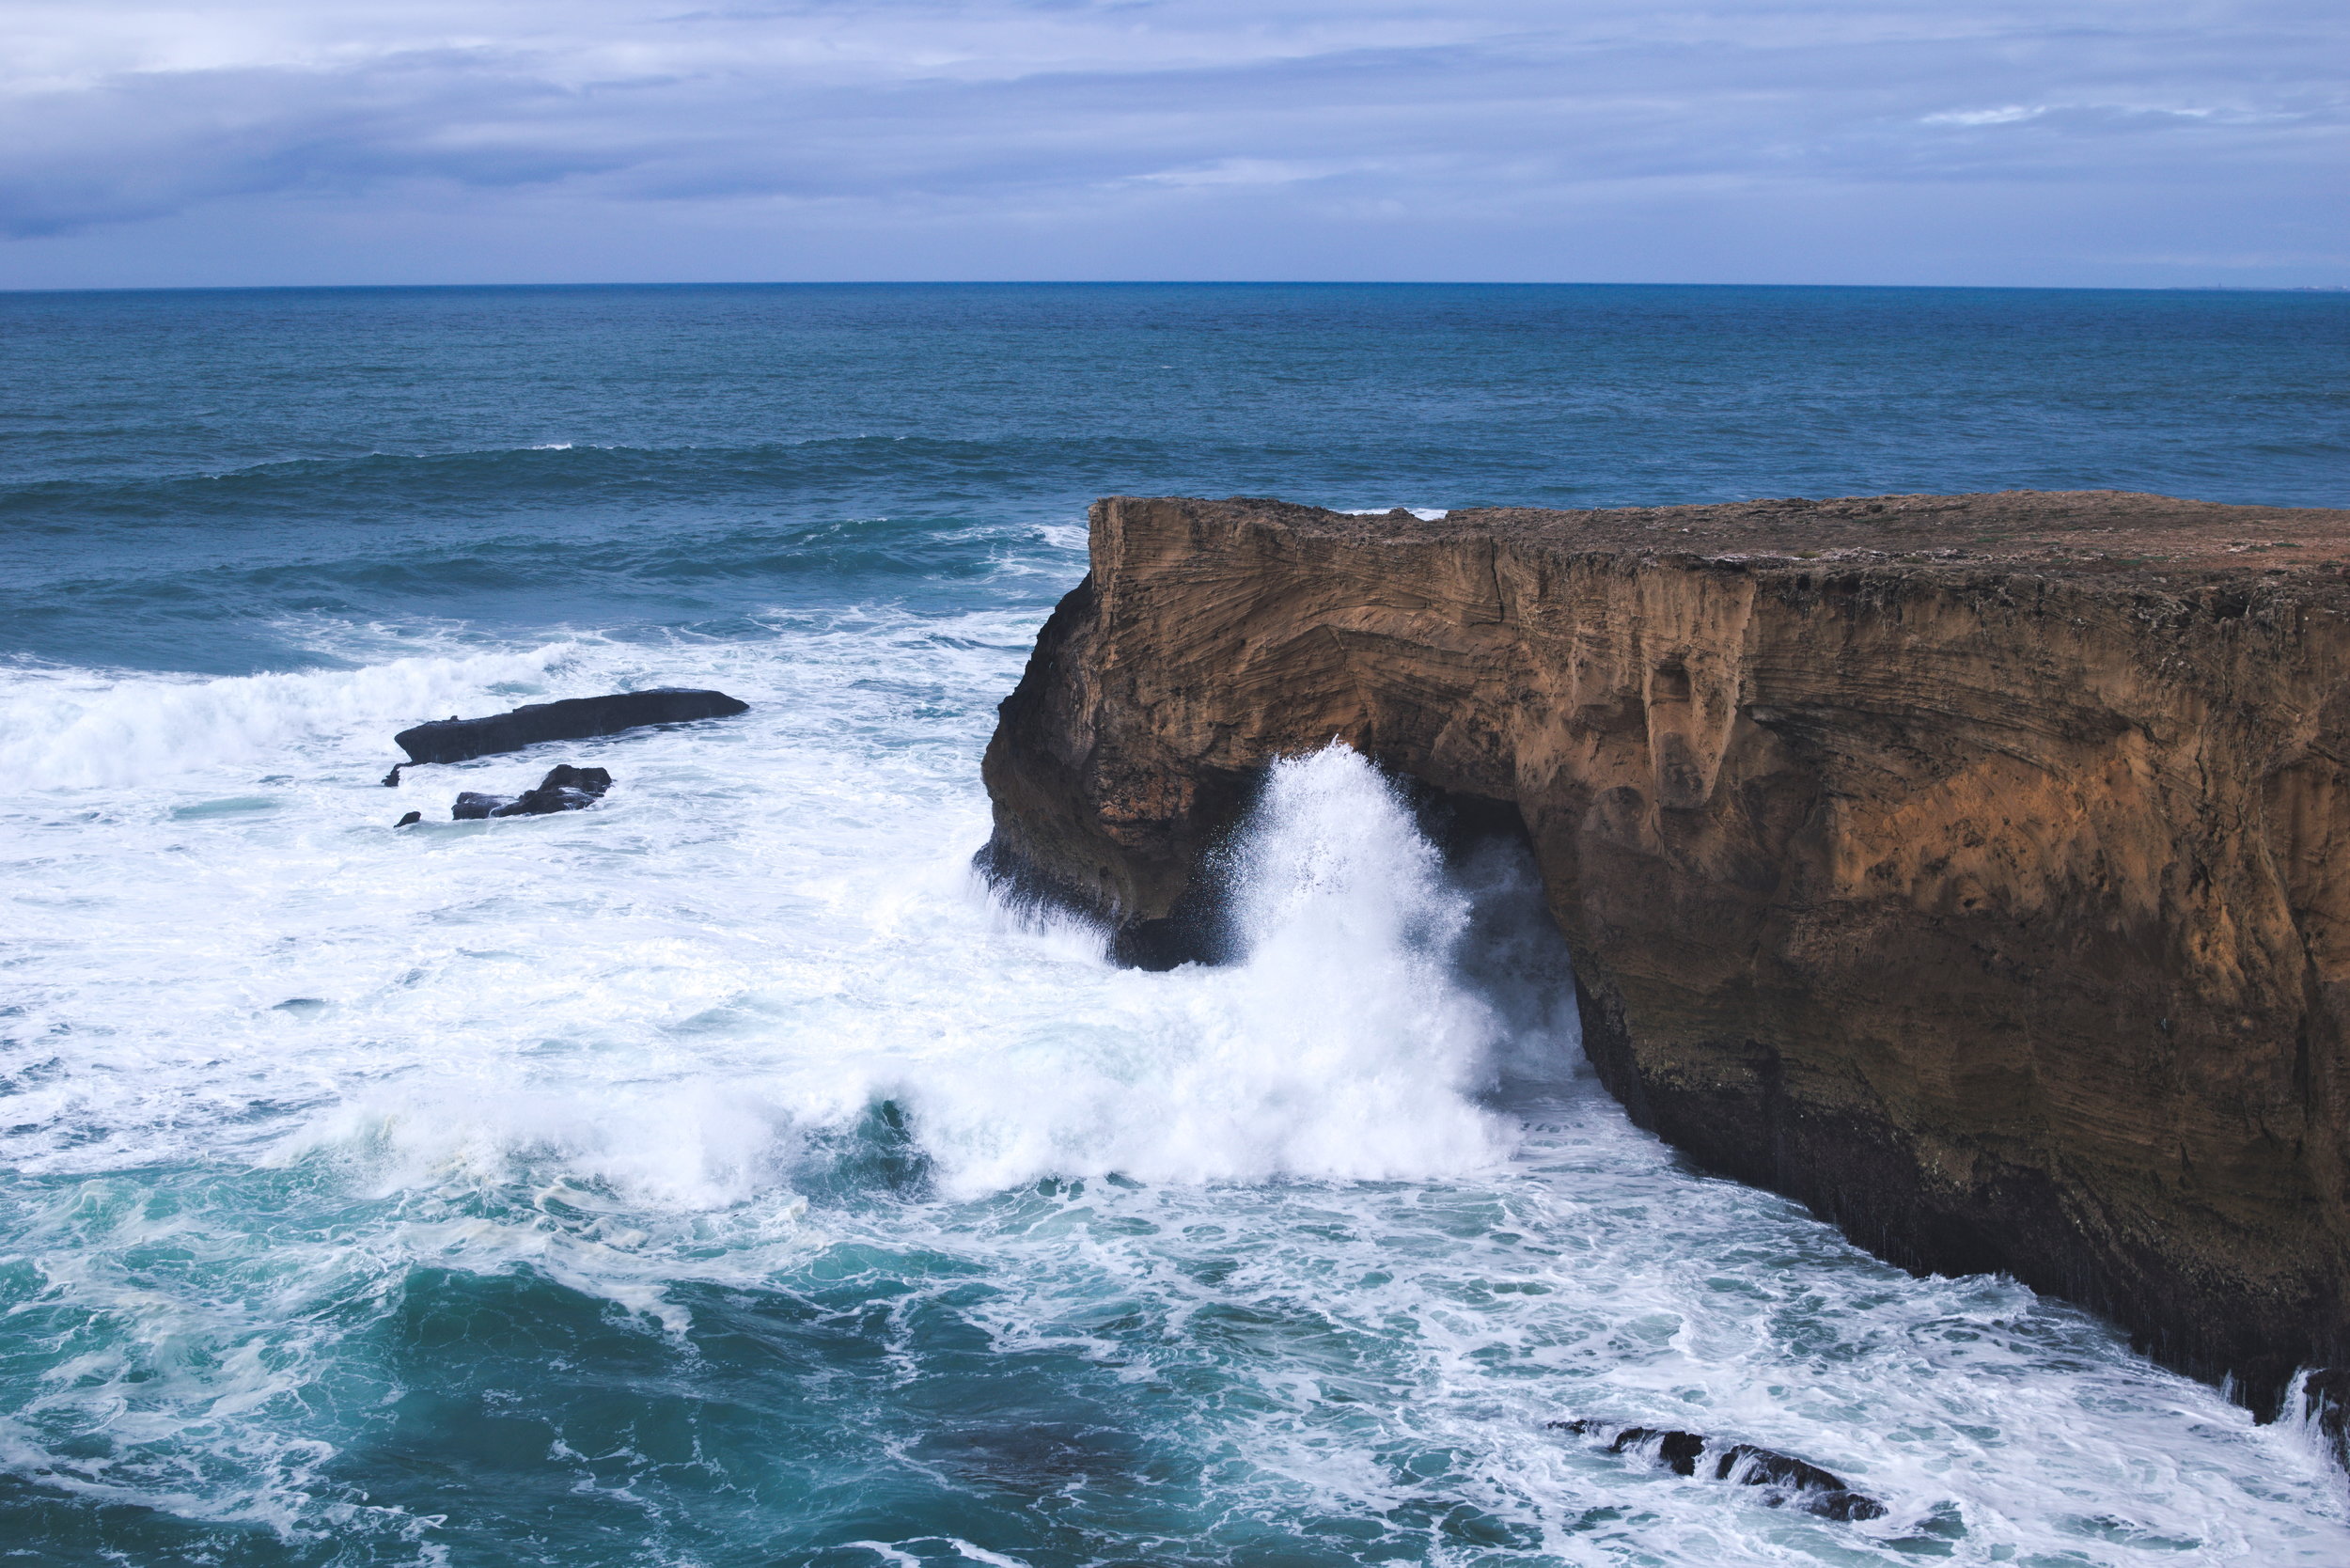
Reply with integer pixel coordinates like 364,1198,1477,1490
1142,490,2350,586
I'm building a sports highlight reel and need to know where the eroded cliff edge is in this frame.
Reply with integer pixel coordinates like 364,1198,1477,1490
981,491,2350,1437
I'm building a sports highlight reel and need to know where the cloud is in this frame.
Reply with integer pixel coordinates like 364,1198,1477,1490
1130,158,1371,190
1921,105,2047,126
0,0,2342,283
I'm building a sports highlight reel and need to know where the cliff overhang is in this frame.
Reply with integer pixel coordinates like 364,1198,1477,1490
980,490,2350,1455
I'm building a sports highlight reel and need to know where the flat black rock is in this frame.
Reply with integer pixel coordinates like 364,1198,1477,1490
395,689,747,766
452,764,614,821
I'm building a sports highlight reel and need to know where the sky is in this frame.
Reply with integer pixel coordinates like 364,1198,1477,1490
0,0,2342,290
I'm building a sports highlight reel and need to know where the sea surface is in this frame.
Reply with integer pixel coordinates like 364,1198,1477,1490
2,283,2347,1568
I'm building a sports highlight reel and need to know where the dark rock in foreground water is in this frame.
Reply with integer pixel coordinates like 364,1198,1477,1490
396,689,746,765
1549,1419,1888,1521
452,764,613,820
394,810,421,827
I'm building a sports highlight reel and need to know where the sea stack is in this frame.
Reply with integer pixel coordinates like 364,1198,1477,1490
979,490,2350,1449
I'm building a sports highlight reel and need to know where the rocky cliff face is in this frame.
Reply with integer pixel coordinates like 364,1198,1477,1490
981,491,2350,1445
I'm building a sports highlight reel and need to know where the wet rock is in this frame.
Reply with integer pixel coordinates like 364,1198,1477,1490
395,689,747,766
394,810,421,827
503,763,613,816
452,764,613,821
383,763,404,788
2295,1369,2350,1471
1547,1419,1888,1521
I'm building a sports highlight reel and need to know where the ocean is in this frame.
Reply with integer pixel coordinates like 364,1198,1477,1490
2,282,2346,1566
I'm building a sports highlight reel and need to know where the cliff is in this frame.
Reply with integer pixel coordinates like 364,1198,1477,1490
980,490,2350,1446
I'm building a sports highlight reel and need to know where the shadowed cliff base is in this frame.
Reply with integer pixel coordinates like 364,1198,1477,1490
979,489,2350,1466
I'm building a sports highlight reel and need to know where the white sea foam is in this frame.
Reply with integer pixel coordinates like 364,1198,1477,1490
252,742,1512,1204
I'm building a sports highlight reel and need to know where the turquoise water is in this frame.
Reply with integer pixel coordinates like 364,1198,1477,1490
1,284,2346,1566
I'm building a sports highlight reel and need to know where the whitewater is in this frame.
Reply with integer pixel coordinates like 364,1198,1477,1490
5,281,2348,1566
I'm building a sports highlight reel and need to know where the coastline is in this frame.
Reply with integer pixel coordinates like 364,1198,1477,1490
981,489,2350,1459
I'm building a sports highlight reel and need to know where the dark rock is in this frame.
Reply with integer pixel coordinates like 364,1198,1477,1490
1797,1487,1891,1524
383,763,404,788
1548,1419,1888,1521
395,689,747,765
394,810,421,827
498,763,613,817
1617,1427,1706,1476
452,764,614,821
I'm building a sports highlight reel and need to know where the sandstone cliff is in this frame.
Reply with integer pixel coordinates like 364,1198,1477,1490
981,491,2350,1447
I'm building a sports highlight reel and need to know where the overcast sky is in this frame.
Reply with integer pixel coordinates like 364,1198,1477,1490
1,0,2342,289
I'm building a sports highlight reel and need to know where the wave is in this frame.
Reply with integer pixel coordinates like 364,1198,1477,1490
248,513,1043,589
0,646,575,792
0,506,1088,678
0,435,1175,529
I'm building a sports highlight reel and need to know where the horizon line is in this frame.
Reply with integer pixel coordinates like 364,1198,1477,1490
5,278,2347,299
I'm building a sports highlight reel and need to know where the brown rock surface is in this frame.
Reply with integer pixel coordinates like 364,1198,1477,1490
980,490,2350,1436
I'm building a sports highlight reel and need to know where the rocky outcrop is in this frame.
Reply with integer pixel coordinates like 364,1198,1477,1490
980,491,2350,1438
452,763,613,820
1546,1419,1887,1521
394,689,746,766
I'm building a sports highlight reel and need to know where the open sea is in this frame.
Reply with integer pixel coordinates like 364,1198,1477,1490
2,282,2347,1567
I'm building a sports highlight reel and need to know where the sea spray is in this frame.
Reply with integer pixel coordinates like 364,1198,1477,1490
900,744,1516,1194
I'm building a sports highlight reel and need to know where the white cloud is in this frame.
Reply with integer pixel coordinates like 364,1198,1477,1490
1132,158,1368,188
1922,104,2046,126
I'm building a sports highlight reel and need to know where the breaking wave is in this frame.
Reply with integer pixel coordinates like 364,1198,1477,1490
0,647,574,792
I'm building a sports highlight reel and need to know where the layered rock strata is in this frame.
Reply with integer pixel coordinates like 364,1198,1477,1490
981,491,2350,1444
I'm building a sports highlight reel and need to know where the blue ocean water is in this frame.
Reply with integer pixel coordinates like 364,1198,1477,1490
1,283,2346,1567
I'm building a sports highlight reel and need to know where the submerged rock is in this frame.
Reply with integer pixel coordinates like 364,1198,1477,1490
451,764,614,821
1548,1419,1887,1522
395,689,746,766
